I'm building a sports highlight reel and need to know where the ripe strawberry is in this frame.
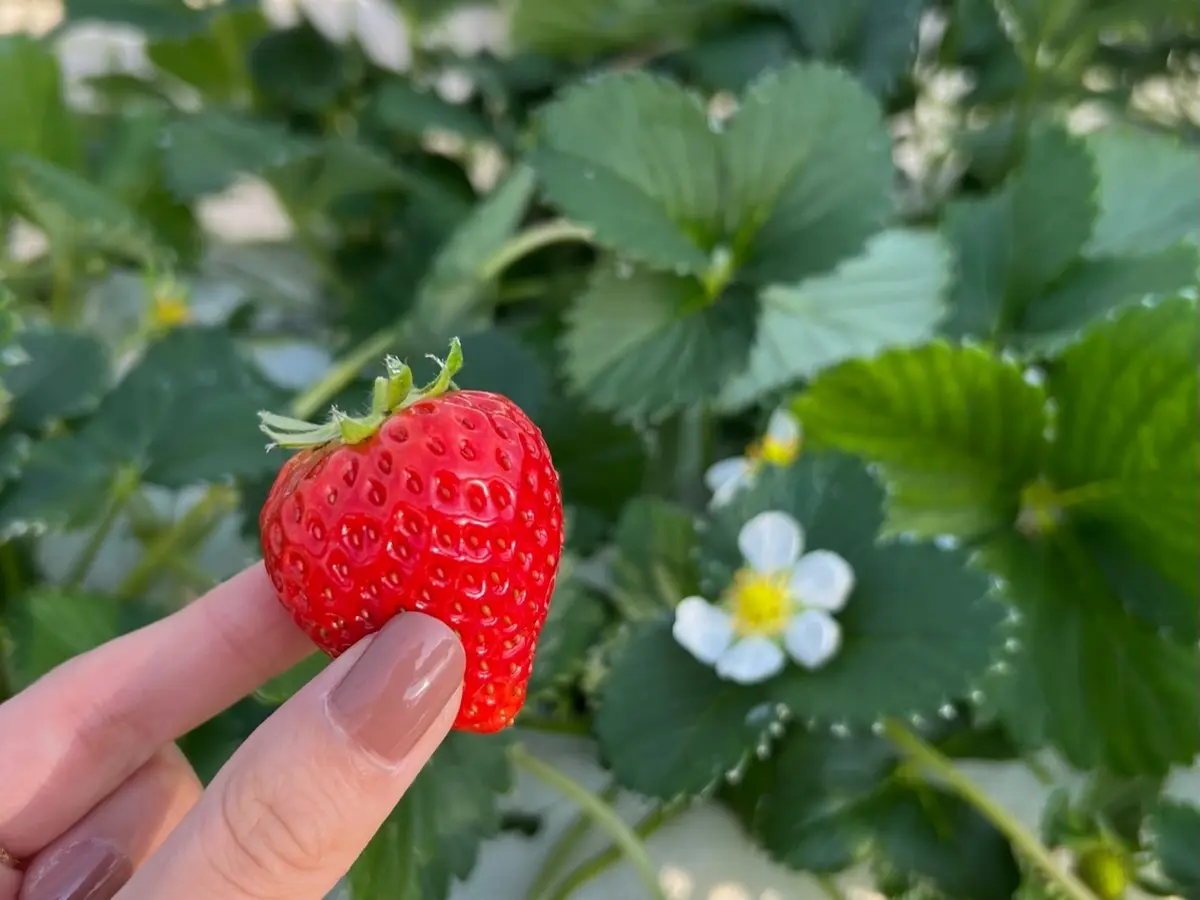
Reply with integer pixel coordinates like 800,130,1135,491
257,339,564,733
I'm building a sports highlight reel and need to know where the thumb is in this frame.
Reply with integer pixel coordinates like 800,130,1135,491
116,613,465,900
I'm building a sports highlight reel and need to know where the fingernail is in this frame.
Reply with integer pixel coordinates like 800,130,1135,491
326,612,465,764
23,839,132,900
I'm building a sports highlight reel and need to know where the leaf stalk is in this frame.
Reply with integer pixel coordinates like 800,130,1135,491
882,718,1099,900
510,744,665,900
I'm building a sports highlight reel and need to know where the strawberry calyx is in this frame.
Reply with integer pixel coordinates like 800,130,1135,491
258,337,464,450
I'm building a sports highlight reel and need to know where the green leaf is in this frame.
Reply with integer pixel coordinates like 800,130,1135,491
532,61,892,283
247,21,351,112
561,265,756,421
1013,244,1198,353
793,342,1049,541
1077,521,1198,638
145,6,268,102
986,533,1200,776
4,588,121,688
1147,800,1200,900
0,328,282,537
271,137,459,216
674,24,795,93
370,77,496,143
751,0,927,95
92,110,204,263
1048,295,1199,595
939,192,1012,340
1010,132,1099,286
0,437,114,540
530,70,722,273
349,732,513,900
869,785,1021,900
4,326,110,433
511,0,732,57
410,165,538,336
610,497,700,621
972,637,1048,750
3,155,163,264
719,60,893,283
940,126,1098,340
705,455,1002,725
594,619,778,799
541,397,648,521
528,560,614,696
718,229,952,411
63,0,258,37
751,729,895,872
0,35,82,170
179,697,271,785
1084,125,1200,257
161,111,316,199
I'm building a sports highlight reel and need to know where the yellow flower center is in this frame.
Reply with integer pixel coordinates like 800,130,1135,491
728,570,793,637
745,434,800,469
152,293,193,328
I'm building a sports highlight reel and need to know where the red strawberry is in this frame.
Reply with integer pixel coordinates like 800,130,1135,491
257,339,564,733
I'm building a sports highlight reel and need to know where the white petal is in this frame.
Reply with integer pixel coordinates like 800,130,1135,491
354,1,412,71
298,0,354,41
705,457,750,495
790,550,856,611
715,637,786,684
672,597,734,665
784,610,842,670
766,408,802,446
738,511,803,573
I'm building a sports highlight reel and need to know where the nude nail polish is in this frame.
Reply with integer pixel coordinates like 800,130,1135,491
326,613,465,764
22,839,132,900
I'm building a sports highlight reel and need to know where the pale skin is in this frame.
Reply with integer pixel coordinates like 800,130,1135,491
0,562,467,900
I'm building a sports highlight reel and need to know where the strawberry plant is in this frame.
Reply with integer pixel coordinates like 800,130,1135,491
1,1,1197,899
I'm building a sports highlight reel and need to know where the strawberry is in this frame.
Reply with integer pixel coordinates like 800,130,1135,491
257,339,564,733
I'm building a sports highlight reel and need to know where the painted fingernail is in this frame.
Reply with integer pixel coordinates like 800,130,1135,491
326,612,465,764
22,839,132,900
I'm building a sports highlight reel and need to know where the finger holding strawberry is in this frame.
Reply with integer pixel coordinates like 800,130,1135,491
257,338,565,734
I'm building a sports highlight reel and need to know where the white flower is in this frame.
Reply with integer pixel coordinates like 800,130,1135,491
672,511,854,684
286,0,413,70
705,409,802,507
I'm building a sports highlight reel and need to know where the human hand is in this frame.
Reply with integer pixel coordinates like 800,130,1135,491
0,562,466,900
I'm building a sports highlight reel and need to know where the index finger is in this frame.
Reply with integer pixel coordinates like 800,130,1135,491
0,563,314,857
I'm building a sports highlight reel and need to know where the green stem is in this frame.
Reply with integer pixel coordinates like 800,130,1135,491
64,469,140,589
544,801,683,900
674,404,711,511
480,221,593,281
210,6,252,105
645,406,711,510
510,746,664,900
527,782,620,900
882,719,1098,900
815,875,846,900
116,486,239,600
398,5,428,76
1023,754,1056,787
49,251,74,325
